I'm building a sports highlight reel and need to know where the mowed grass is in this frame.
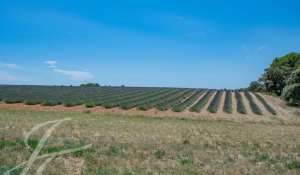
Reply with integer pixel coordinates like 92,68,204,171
0,109,300,175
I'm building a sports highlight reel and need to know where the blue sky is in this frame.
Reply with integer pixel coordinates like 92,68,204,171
0,0,299,89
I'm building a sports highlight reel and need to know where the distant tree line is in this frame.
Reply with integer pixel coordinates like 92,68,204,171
248,52,300,106
80,83,100,87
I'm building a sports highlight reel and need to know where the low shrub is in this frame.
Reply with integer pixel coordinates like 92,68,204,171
85,103,96,108
4,99,23,104
24,100,40,105
42,101,59,106
282,84,300,106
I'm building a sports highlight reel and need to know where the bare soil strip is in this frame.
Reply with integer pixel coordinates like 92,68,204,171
231,91,238,115
217,91,225,115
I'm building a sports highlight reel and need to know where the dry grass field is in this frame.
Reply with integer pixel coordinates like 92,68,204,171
0,109,300,175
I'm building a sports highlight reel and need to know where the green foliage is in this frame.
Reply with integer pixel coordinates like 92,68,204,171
3,99,23,104
24,100,40,105
107,146,122,156
260,52,300,95
42,100,60,106
154,149,166,159
85,102,96,108
248,81,264,92
281,84,300,106
80,83,100,87
286,68,300,85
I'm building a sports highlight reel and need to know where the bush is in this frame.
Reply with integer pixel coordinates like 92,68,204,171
85,103,95,108
4,99,23,104
282,83,300,106
248,81,264,92
286,68,300,85
24,100,39,105
42,101,59,106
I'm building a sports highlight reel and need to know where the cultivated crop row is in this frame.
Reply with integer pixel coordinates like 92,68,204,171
253,93,277,115
207,91,223,113
0,85,277,115
223,91,233,113
234,91,247,114
172,90,204,112
189,90,215,112
244,91,263,115
155,89,195,111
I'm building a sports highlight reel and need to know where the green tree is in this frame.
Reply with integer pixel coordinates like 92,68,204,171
281,83,300,106
248,81,263,92
260,52,300,95
286,68,300,85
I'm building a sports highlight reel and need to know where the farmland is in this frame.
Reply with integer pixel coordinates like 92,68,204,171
0,85,286,119
0,86,299,175
0,109,300,175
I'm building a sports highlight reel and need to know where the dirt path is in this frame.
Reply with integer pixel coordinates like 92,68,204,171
231,91,238,115
217,91,225,114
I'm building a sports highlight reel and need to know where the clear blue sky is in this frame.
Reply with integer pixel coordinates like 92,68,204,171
0,0,299,89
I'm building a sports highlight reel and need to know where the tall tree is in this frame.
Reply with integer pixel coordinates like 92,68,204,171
260,52,300,95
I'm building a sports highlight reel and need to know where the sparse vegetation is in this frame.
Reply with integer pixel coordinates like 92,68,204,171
0,109,299,175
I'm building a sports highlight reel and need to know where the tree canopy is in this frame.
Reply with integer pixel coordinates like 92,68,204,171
249,52,300,106
259,52,300,95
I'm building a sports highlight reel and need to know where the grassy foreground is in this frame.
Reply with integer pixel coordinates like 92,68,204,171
0,109,300,175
